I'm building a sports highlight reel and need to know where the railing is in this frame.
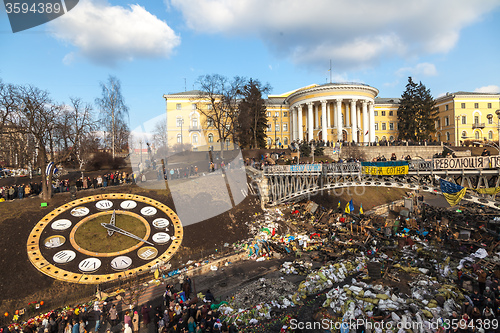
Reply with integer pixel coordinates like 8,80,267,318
473,123,485,129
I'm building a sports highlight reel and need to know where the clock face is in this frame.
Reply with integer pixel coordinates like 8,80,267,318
27,193,183,284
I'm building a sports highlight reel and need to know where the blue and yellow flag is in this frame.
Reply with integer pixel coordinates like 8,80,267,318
440,179,467,206
359,204,364,215
473,187,500,195
349,200,354,213
361,161,409,176
345,202,350,214
338,201,341,208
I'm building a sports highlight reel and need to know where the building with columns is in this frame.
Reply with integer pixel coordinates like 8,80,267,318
163,83,500,151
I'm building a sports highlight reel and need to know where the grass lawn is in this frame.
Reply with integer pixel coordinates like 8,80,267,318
74,214,147,253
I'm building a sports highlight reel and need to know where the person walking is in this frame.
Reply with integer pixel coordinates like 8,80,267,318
108,305,118,328
132,311,139,333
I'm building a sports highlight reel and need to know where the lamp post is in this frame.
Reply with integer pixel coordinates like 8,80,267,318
455,115,460,147
180,118,184,146
273,115,278,149
139,139,143,163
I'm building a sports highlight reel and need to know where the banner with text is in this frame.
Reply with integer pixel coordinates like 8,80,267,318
433,155,500,170
361,161,409,175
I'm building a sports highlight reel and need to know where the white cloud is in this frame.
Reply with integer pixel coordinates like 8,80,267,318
51,0,180,66
169,0,499,69
474,85,500,93
396,63,437,77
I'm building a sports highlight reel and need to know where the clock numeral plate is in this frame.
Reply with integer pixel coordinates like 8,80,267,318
110,256,133,270
71,207,90,217
51,219,72,231
53,250,77,264
152,218,170,229
44,235,66,248
78,258,101,273
120,200,137,210
96,200,113,210
152,232,170,244
137,247,158,260
141,207,157,216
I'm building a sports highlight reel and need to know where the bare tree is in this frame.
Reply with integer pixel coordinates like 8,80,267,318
153,119,169,156
194,74,245,158
16,85,65,200
95,76,129,158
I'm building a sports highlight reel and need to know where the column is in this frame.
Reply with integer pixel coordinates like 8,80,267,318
350,99,358,143
307,102,314,142
357,104,361,136
369,102,375,143
321,100,328,142
333,102,338,129
292,108,297,141
336,99,343,142
326,102,331,128
362,100,368,143
297,105,303,141
314,104,319,129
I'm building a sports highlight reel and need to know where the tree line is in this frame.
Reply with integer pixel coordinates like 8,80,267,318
0,75,129,200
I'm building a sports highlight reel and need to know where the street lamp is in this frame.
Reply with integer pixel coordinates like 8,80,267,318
473,141,500,154
496,109,500,151
273,115,278,149
455,116,460,147
179,117,184,146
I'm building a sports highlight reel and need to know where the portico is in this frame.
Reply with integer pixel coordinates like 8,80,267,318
285,83,379,144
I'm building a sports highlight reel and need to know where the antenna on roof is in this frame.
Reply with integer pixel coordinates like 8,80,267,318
329,59,332,83
184,78,186,92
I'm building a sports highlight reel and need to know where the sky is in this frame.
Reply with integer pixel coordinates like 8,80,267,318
1,0,500,129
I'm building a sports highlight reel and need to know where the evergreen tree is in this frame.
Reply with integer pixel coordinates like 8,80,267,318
397,77,439,141
237,79,271,149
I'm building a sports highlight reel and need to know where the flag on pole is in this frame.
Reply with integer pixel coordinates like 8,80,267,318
337,201,341,208
345,202,350,214
440,178,467,207
365,130,369,136
349,200,354,213
359,204,364,215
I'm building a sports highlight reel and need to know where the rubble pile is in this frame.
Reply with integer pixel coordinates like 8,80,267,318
232,199,500,331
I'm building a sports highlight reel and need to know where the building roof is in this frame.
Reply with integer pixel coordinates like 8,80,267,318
164,90,205,97
375,98,401,104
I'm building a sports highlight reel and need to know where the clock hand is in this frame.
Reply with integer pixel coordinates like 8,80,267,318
107,210,116,237
100,223,155,246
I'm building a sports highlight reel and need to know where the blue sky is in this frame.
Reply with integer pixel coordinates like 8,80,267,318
1,0,500,129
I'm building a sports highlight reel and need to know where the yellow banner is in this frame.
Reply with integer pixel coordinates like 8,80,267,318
362,165,409,176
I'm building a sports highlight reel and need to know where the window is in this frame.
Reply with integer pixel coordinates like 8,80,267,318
284,137,289,145
381,111,386,116
192,103,197,110
208,134,214,143
374,111,378,116
474,103,479,109
397,123,400,130
436,119,441,128
462,131,467,138
489,131,493,140
177,134,182,143
283,123,288,132
375,136,379,142
488,116,493,124
382,123,386,130
461,103,466,109
207,119,214,127
267,124,271,131
192,134,198,144
461,116,466,124
275,123,280,131
382,136,387,141
275,111,279,117
374,123,379,131
283,112,288,117
176,103,181,110
475,131,480,140
488,103,492,109
389,111,393,116
446,132,450,141
192,118,198,128
445,105,449,111
389,123,394,130
389,136,394,141
474,115,479,124
445,117,449,126
207,104,212,110
267,138,272,147
176,118,183,127
267,112,271,117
